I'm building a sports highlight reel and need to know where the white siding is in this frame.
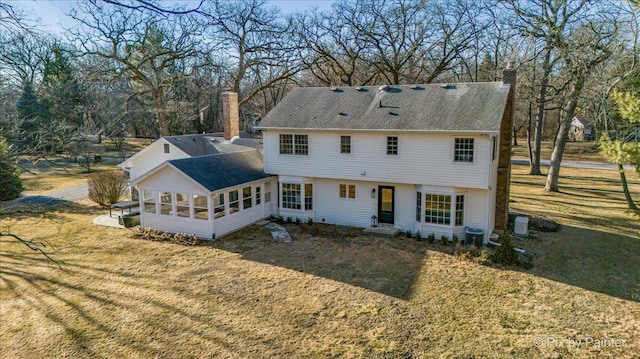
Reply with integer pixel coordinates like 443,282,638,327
126,139,190,181
137,166,205,194
212,180,274,238
264,130,494,189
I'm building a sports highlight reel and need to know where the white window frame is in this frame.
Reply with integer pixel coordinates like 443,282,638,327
339,184,356,199
279,134,308,155
454,137,475,163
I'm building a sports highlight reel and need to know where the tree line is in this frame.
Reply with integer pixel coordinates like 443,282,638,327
0,0,638,202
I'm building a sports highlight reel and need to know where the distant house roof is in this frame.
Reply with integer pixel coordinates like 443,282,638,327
168,150,271,192
258,83,510,132
164,135,219,156
571,116,592,128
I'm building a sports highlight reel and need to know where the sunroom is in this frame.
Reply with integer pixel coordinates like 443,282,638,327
132,150,275,239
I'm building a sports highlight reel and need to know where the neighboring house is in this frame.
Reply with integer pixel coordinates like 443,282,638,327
569,117,594,141
122,67,516,242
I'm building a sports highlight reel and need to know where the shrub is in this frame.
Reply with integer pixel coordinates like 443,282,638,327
415,230,422,241
0,136,23,201
307,218,313,225
493,234,519,266
287,216,292,224
88,170,126,207
295,217,301,225
405,230,412,238
440,234,448,245
452,234,459,246
427,233,435,244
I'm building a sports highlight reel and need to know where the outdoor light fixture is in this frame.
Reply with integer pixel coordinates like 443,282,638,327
371,188,376,198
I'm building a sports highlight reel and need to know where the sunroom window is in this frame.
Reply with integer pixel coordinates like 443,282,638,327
176,193,190,217
159,192,172,215
143,190,156,213
193,195,208,220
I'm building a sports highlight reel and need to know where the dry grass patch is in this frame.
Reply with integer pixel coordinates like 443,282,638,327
1,166,639,358
512,139,606,162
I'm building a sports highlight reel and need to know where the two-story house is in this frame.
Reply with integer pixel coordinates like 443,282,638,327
258,69,515,242
124,66,515,242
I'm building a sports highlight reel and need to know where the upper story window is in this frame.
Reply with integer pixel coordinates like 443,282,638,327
492,136,497,161
164,143,170,153
340,136,351,154
387,136,398,155
280,134,308,155
294,135,308,155
454,138,474,162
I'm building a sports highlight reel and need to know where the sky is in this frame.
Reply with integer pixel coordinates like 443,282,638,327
11,0,335,36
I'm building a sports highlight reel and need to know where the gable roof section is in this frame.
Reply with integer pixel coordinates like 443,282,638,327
258,82,510,132
118,138,189,169
168,150,270,192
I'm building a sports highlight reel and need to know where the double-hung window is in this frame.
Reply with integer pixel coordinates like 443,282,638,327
454,138,474,162
280,134,308,155
387,136,398,155
304,184,313,210
340,136,351,154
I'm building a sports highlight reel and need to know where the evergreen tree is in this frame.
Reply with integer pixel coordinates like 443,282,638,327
0,135,23,201
16,80,40,120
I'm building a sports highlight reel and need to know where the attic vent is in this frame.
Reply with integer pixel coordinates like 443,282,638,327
388,112,398,116
191,137,196,142
410,85,424,90
440,84,456,89
378,85,389,92
330,86,338,91
339,112,347,116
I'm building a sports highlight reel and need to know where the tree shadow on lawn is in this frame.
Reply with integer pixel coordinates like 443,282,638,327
217,222,640,303
519,224,640,302
216,224,431,300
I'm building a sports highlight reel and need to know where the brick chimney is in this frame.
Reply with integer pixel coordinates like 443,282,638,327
221,91,239,141
495,61,516,233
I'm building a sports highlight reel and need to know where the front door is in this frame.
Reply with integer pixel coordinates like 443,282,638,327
378,186,394,225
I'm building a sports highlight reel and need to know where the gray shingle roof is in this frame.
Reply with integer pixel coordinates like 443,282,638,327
169,150,270,192
258,82,510,132
165,135,219,156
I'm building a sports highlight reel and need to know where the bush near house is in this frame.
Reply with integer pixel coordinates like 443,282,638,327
88,170,126,206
